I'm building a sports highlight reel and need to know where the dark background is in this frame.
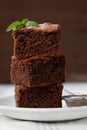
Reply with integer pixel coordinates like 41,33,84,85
0,0,87,83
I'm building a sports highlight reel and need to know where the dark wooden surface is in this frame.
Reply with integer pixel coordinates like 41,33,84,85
0,0,87,83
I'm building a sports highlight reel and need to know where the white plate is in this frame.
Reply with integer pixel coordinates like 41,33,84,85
0,83,87,121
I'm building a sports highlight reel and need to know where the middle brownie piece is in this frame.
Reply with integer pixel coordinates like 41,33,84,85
11,55,65,87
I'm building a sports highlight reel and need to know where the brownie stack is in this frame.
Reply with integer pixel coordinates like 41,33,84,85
11,23,66,108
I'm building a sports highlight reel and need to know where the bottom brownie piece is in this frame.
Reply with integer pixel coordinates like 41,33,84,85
15,84,63,108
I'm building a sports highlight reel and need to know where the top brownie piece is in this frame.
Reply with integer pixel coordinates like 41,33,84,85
12,23,61,59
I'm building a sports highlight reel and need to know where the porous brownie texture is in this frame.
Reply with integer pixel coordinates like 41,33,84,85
12,23,61,60
11,55,65,87
15,84,63,108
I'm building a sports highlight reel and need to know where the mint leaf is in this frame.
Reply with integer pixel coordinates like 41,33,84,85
15,23,24,30
26,21,38,27
6,21,22,32
21,18,29,26
6,19,39,32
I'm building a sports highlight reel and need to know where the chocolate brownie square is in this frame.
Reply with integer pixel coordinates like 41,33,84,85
11,55,65,87
12,23,61,59
15,84,63,108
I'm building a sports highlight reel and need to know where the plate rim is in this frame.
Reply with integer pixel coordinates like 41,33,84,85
0,105,87,121
0,104,87,112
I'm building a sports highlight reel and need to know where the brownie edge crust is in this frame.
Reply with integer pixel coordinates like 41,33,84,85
15,84,63,108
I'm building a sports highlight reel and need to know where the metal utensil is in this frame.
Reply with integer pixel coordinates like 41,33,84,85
62,89,87,107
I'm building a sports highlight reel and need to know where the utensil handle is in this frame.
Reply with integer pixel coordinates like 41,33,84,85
64,88,75,95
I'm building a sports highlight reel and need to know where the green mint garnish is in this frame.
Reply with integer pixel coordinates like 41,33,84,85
26,21,38,27
6,21,23,32
21,18,29,26
6,18,38,32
